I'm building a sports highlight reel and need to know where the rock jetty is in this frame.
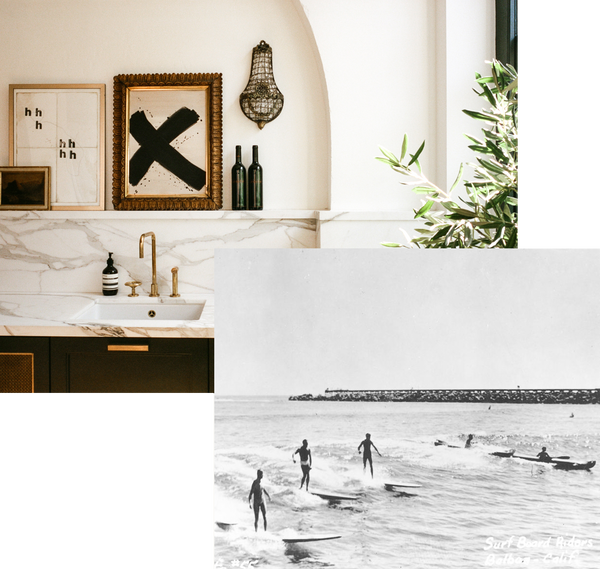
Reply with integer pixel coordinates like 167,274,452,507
289,388,600,404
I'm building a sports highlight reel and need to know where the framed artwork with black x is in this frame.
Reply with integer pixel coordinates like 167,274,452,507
112,73,223,210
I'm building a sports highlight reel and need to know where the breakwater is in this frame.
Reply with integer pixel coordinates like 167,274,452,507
289,388,600,404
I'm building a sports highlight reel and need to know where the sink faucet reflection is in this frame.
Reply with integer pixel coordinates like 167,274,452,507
139,231,159,297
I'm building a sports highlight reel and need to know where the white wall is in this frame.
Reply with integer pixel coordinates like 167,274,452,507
0,0,329,210
301,0,494,211
302,0,436,212
437,0,496,191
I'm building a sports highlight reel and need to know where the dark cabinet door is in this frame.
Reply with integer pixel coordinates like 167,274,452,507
0,337,50,393
50,338,212,393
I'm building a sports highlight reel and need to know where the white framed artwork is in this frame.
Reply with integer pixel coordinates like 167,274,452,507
9,84,105,210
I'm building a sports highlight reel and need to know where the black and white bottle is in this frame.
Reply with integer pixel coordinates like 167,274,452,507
102,252,118,296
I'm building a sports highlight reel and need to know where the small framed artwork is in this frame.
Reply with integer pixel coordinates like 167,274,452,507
0,166,50,210
9,84,105,210
112,73,223,210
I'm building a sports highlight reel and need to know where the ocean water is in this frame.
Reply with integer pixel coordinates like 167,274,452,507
214,397,600,568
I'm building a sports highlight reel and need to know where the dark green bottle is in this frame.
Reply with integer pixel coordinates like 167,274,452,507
248,145,263,210
231,145,247,210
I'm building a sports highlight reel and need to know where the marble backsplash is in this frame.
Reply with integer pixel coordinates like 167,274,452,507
0,211,317,295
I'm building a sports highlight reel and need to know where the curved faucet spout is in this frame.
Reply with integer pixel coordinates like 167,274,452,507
139,232,159,297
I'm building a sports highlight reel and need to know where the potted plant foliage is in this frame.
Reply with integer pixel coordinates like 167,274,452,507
377,60,517,248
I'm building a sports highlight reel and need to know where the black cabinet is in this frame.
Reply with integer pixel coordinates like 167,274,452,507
0,337,213,393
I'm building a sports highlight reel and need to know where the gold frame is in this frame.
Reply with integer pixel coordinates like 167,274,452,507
0,166,50,210
112,73,223,210
9,84,105,211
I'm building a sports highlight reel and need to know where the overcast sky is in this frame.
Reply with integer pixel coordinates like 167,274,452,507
215,249,600,396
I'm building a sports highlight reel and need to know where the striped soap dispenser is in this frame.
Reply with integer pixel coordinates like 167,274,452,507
102,252,118,296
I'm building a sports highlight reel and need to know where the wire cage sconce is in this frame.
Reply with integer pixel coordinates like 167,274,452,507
239,40,284,129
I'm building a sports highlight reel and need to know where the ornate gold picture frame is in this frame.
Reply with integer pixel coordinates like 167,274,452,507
112,73,223,210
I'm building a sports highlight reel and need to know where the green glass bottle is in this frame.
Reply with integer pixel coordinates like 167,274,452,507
248,145,263,210
231,145,247,210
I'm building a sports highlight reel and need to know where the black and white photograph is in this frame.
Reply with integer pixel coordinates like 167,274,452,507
214,249,600,568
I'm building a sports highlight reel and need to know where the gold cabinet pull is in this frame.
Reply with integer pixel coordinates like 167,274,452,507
107,345,149,352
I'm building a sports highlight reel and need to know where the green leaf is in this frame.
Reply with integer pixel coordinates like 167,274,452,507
475,221,505,229
408,140,425,166
378,147,398,164
464,134,484,146
464,223,474,247
449,163,464,194
444,226,456,247
381,242,402,248
486,141,506,162
489,226,506,247
468,144,490,154
463,110,499,123
412,186,436,195
505,228,518,248
504,77,518,94
477,158,506,174
475,75,495,85
447,210,477,220
414,200,434,218
400,134,408,161
440,200,460,211
480,82,496,107
432,226,451,240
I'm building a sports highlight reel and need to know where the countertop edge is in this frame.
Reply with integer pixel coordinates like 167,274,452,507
0,293,214,338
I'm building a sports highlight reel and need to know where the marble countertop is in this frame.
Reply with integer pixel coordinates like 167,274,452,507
0,293,214,338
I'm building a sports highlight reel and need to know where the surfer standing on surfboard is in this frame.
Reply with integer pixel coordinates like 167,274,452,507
293,439,312,491
358,433,381,478
248,469,271,532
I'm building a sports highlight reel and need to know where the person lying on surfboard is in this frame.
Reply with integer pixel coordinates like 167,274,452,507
537,447,552,462
358,433,381,478
292,439,312,491
248,469,271,532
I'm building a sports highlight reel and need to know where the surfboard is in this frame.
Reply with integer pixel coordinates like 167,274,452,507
282,534,342,543
310,490,358,501
215,521,237,530
384,481,422,490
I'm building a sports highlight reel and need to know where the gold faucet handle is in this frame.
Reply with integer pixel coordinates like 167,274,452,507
125,281,142,297
170,267,180,298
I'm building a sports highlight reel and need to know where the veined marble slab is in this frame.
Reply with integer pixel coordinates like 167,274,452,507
0,212,317,294
0,293,213,338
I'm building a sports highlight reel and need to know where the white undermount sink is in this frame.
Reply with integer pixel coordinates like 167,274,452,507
72,299,205,322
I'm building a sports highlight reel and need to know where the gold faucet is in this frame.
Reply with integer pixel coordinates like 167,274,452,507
170,267,180,297
139,232,159,297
